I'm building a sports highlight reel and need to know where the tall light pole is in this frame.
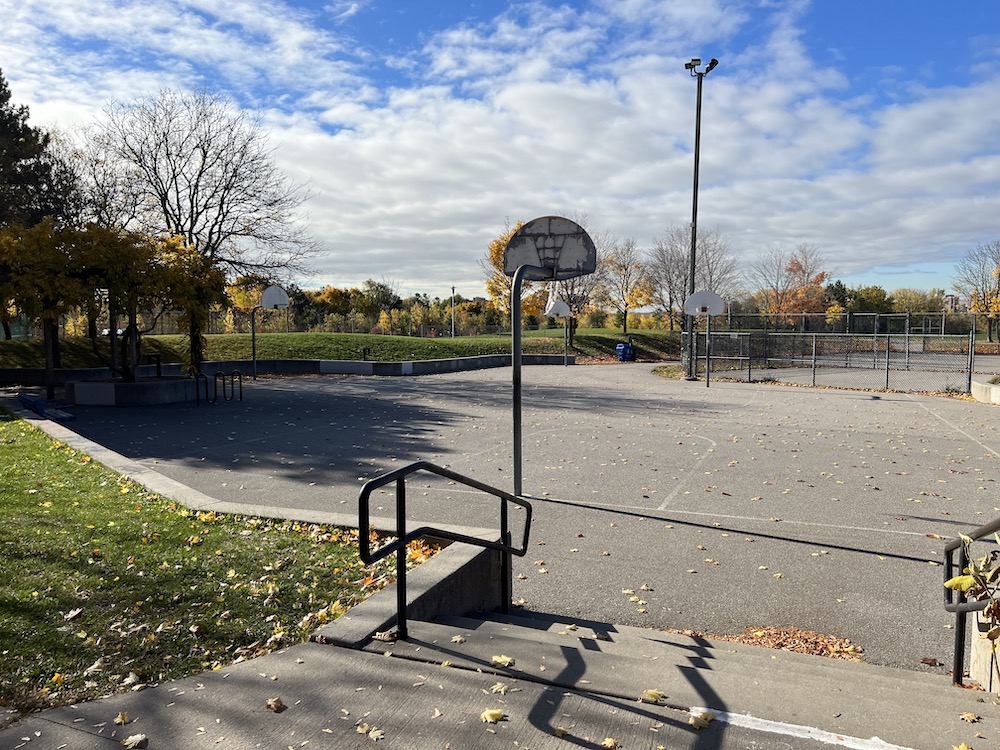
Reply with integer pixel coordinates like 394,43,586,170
451,285,456,337
684,56,718,380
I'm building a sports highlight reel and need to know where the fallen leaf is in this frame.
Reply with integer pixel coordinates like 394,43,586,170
481,708,506,724
600,738,620,749
689,711,716,729
451,635,466,644
640,689,667,704
266,696,286,713
369,728,385,741
114,711,130,725
920,657,941,667
490,682,509,694
120,735,148,749
554,726,569,737
491,655,515,667
960,711,981,723
952,744,972,750
64,608,84,622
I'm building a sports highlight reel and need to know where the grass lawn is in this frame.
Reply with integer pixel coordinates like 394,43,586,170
0,329,682,369
0,409,430,716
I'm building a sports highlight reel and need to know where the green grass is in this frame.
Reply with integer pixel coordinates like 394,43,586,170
0,409,428,715
0,329,682,368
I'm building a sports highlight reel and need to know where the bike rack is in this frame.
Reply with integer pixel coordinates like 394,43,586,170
359,460,532,640
196,370,243,406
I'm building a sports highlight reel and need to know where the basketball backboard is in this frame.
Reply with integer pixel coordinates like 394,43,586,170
261,285,290,309
683,289,725,316
503,216,597,281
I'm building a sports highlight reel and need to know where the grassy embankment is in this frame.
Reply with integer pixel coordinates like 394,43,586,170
0,329,682,368
0,410,433,716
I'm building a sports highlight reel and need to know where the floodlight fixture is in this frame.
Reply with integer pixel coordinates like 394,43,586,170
705,58,719,74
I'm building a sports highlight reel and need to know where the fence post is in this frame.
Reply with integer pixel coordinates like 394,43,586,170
885,334,891,390
905,314,910,371
967,331,975,393
811,334,817,387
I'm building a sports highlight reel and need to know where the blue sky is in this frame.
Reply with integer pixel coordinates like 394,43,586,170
3,0,999,300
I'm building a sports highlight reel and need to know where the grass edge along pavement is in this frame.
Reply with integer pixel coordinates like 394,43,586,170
0,329,682,368
0,407,435,720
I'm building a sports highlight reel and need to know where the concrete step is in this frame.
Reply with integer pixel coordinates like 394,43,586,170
363,612,1000,750
447,609,943,690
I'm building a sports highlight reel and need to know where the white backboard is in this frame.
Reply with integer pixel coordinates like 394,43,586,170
683,289,725,316
261,285,290,309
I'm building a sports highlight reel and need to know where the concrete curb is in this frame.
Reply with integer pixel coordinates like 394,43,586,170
970,378,1000,404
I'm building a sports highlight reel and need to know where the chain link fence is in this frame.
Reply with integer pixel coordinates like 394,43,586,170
691,331,979,392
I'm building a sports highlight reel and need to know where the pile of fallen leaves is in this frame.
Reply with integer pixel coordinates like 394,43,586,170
668,626,864,662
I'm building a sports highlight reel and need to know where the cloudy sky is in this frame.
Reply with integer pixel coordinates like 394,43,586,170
3,0,999,300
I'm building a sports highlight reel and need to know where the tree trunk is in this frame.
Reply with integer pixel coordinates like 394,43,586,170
43,319,57,399
2,319,10,340
622,308,629,335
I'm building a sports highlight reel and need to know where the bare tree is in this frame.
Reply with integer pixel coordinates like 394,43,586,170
953,240,1000,340
748,244,828,317
647,225,740,329
92,88,313,277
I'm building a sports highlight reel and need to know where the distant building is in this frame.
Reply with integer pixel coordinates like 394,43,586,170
943,294,964,314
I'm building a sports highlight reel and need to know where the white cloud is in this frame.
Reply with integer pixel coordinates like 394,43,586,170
1,0,998,298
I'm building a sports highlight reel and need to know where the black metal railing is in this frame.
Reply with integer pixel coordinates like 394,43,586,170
943,516,1000,686
358,460,532,639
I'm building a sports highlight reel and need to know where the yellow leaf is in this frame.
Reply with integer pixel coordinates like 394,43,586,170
51,673,65,686
114,711,130,725
640,688,666,704
369,728,385,741
450,635,466,644
600,738,620,749
480,708,506,723
945,575,977,593
960,711,980,723
491,654,515,667
490,682,509,694
952,743,972,750
554,726,569,737
689,711,716,729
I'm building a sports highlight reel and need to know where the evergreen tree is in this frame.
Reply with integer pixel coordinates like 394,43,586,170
0,69,73,227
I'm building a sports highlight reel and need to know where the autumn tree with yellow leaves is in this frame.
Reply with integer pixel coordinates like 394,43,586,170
480,219,529,318
749,244,828,322
599,237,654,335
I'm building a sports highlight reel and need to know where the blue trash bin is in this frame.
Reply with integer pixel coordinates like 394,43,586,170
615,343,634,362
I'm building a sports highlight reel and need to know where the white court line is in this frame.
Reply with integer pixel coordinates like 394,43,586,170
418,487,937,539
689,707,915,750
657,434,717,510
907,393,1000,460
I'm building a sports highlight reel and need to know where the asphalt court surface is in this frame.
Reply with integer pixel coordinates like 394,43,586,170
60,364,1000,673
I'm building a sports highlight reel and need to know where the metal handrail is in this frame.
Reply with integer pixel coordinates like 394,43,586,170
358,460,532,640
943,516,1000,686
